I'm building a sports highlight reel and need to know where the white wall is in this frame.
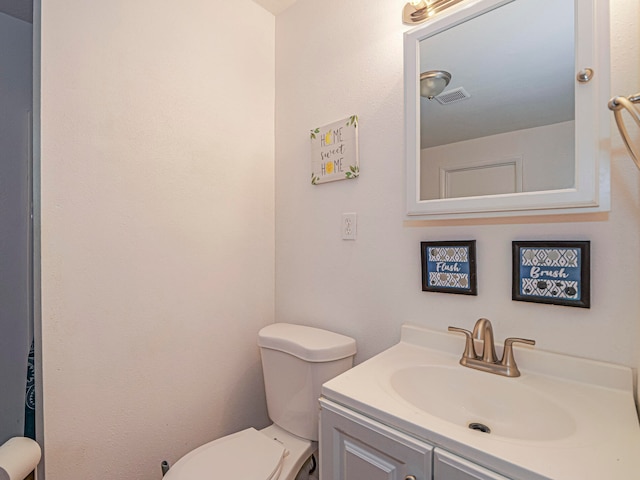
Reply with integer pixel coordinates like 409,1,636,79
35,0,640,477
39,1,275,478
275,0,640,388
0,12,33,445
613,0,640,407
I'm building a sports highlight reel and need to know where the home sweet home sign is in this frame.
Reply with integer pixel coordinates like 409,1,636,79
310,115,359,185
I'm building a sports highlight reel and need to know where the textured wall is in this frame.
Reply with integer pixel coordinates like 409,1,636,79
35,1,640,478
0,12,32,445
275,0,640,392
40,1,275,478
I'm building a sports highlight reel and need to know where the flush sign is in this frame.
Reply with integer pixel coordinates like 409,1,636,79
421,240,477,295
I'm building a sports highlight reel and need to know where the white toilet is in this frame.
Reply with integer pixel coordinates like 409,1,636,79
163,323,356,480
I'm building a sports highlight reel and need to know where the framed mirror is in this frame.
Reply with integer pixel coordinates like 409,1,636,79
405,0,610,218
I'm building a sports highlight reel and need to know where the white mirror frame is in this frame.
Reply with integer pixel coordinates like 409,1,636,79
405,0,610,219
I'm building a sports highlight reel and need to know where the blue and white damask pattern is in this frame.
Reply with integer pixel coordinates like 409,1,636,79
428,246,469,263
427,246,470,289
519,248,581,300
520,248,578,268
24,338,35,439
428,271,470,289
521,278,579,299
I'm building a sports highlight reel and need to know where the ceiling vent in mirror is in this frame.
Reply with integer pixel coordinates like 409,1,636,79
435,87,471,105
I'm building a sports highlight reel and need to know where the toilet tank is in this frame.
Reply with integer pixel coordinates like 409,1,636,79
258,323,356,441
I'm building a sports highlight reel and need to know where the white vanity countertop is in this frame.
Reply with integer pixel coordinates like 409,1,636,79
321,324,640,480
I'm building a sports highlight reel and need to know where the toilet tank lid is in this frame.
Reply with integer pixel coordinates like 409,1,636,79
258,323,356,362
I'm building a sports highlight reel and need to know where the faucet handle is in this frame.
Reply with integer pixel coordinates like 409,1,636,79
448,326,477,359
500,337,536,377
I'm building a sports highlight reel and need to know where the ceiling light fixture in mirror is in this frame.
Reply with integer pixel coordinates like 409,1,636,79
420,70,452,99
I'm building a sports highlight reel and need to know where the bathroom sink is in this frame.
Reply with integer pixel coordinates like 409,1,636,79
322,324,640,479
389,365,576,441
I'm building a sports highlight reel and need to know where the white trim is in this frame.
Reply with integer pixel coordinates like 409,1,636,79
438,156,523,199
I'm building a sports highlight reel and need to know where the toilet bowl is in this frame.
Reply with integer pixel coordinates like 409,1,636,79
163,323,356,480
162,425,311,480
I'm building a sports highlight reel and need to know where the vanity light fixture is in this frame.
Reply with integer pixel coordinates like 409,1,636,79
420,70,451,99
403,1,430,24
402,0,466,25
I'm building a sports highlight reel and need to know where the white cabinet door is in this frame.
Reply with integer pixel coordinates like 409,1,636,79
320,399,433,480
434,449,512,480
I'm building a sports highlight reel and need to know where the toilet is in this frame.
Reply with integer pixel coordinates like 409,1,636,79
163,323,356,480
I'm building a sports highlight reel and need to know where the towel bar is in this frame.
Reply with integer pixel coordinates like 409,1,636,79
609,93,640,169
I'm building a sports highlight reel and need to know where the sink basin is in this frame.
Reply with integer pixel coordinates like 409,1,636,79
322,324,640,479
389,365,576,441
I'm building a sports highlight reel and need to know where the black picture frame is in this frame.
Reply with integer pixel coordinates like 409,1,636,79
512,241,590,308
421,240,477,295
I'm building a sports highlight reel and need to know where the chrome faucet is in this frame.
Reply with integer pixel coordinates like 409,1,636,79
448,318,535,377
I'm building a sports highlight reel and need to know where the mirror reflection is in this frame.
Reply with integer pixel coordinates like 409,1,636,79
418,0,575,201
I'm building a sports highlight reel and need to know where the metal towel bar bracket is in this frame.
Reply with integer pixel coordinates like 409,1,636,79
609,92,640,169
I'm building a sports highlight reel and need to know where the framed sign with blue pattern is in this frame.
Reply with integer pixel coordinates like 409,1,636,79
421,240,477,295
512,241,590,308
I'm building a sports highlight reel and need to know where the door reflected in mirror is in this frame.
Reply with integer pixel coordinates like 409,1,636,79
418,0,575,200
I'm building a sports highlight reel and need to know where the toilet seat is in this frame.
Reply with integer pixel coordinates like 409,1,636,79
163,428,287,480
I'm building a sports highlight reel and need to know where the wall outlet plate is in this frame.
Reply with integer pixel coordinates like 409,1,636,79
342,213,357,240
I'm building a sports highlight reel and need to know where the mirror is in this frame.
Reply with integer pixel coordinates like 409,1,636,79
404,0,610,218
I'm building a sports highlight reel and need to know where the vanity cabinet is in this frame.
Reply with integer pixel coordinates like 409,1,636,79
434,449,511,480
320,324,640,478
320,399,432,480
320,399,511,480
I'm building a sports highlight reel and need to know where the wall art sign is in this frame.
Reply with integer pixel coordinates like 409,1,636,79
421,240,477,295
512,241,590,308
310,115,359,185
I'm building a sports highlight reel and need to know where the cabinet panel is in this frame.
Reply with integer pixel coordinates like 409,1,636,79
320,400,432,480
341,436,409,479
434,449,512,480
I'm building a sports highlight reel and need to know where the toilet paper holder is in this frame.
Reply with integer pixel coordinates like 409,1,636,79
0,437,41,480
